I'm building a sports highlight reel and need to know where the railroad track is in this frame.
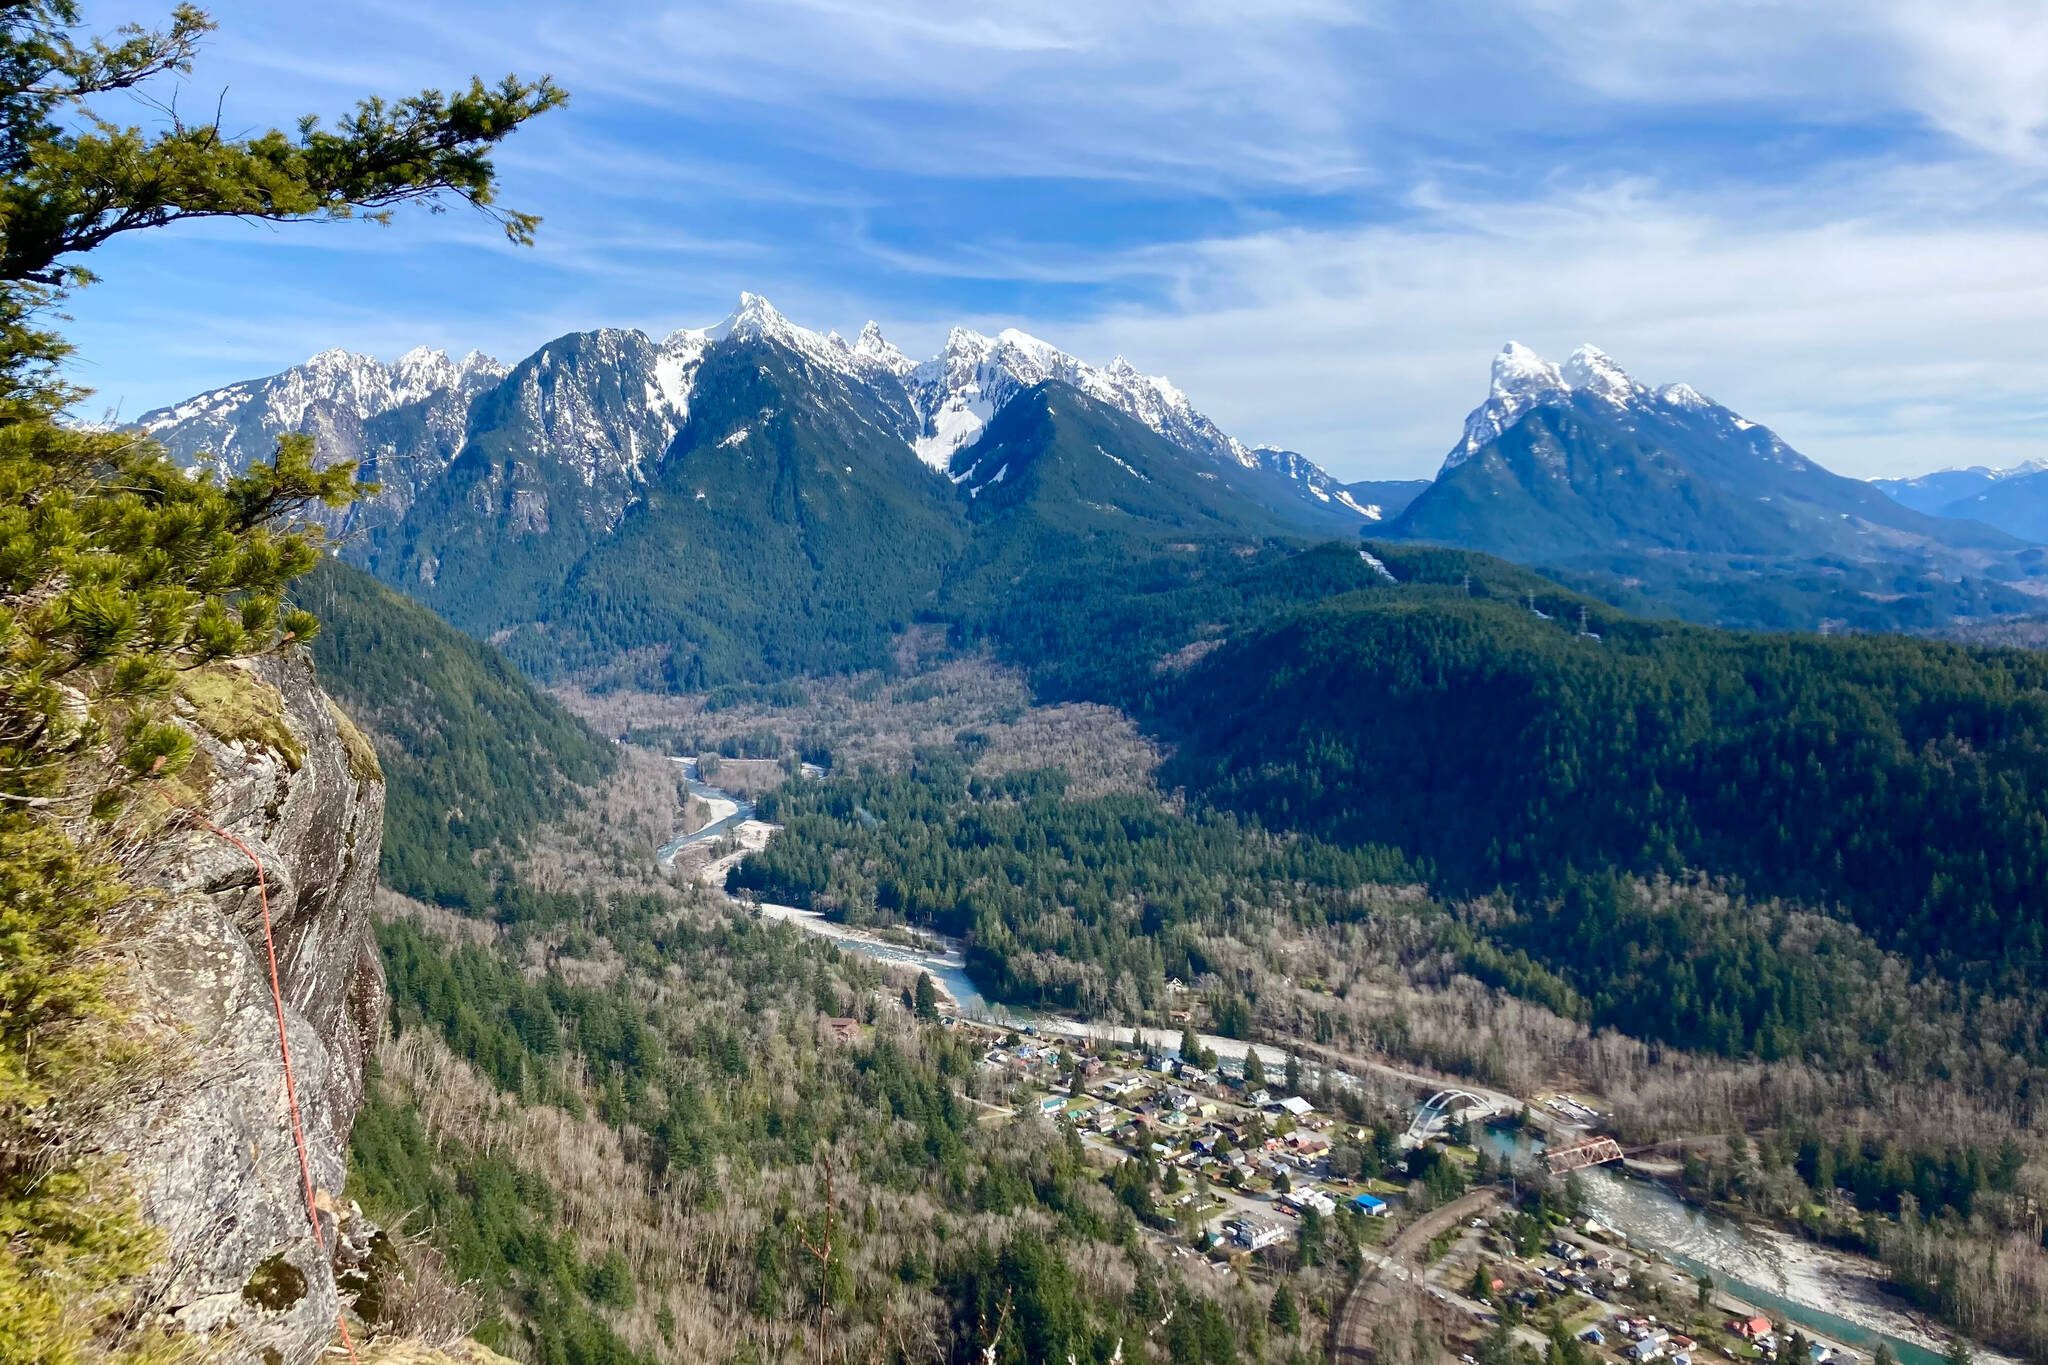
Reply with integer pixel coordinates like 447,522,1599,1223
1329,1188,1500,1361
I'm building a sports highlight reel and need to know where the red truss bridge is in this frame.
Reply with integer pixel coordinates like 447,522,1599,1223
1544,1136,1624,1174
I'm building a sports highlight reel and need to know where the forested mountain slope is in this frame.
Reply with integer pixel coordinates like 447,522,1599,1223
300,558,617,906
1165,577,2048,979
936,382,1313,603
961,539,2048,989
953,383,1308,536
364,322,955,687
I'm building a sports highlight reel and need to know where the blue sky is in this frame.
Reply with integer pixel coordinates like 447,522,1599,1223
64,0,2048,478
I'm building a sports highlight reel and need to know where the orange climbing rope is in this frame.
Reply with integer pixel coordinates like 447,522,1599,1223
189,811,363,1365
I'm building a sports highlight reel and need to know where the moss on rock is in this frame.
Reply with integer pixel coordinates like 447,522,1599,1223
327,698,384,785
178,666,305,771
240,1253,308,1312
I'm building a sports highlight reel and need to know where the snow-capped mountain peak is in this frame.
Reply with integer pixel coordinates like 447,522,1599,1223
1942,457,2048,482
690,290,887,382
1657,382,1711,410
140,342,507,446
389,345,506,407
705,291,785,340
942,325,991,358
141,290,1374,538
1494,340,1565,393
898,322,1264,475
1450,342,1569,465
851,321,913,377
1450,343,1728,469
993,327,1064,371
1560,344,1640,406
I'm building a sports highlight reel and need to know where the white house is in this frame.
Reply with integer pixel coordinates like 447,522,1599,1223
1229,1219,1286,1250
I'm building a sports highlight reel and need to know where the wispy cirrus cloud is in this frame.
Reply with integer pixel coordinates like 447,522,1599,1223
1515,0,2048,166
66,0,2048,479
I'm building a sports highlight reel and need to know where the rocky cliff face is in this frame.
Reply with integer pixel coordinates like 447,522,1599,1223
97,652,385,1364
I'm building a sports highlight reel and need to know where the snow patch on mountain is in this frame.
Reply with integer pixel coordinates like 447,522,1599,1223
890,322,1270,484
648,332,711,422
1097,444,1150,482
1333,489,1382,520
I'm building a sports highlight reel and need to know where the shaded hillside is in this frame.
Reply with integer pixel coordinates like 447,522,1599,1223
1340,476,1430,520
551,336,969,687
1932,467,2048,544
1543,551,2045,634
932,380,1391,644
1390,402,1814,560
300,558,616,907
953,382,1304,539
1390,383,2014,563
1875,461,2048,528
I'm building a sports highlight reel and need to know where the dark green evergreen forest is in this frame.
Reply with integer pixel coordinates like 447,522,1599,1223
302,558,617,907
955,539,2048,993
732,755,1407,1016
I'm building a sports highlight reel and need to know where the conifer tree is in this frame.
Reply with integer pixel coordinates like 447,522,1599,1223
0,3,561,1350
1268,1282,1299,1332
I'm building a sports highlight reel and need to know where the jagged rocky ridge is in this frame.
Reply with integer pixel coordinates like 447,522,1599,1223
104,653,385,1364
140,293,1366,537
147,347,507,538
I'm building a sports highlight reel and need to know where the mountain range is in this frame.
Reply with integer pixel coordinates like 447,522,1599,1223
1875,460,2048,542
143,293,1375,539
143,305,2048,668
141,294,1397,685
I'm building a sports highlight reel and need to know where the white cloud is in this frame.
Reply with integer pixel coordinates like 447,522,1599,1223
1018,176,2048,480
70,0,2048,482
1518,0,2048,165
1880,1,2048,163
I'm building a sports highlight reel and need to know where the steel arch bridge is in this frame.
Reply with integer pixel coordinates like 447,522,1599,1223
1405,1088,1493,1142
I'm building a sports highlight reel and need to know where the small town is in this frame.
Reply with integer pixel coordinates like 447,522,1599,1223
956,1011,1901,1365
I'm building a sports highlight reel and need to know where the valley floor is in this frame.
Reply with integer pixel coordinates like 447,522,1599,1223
704,792,2000,1365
